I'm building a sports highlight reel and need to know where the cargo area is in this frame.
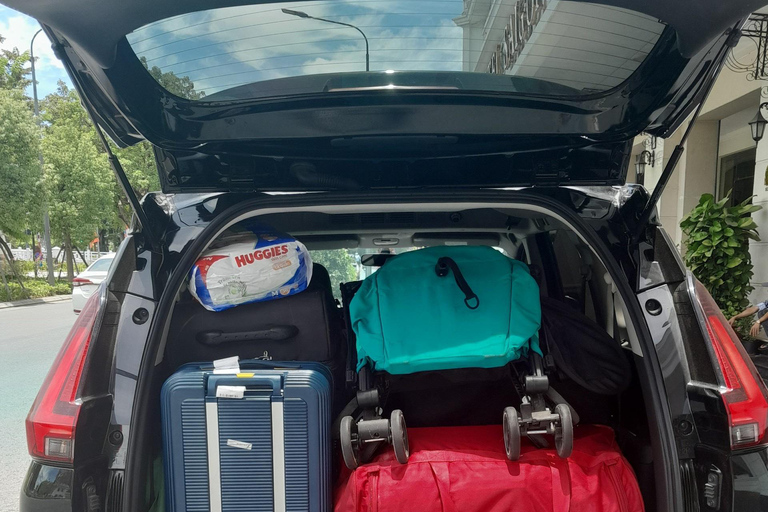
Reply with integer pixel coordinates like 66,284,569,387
140,205,658,511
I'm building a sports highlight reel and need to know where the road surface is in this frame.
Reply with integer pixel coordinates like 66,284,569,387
0,301,76,512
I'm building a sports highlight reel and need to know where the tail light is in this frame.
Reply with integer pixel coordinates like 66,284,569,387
689,275,768,448
72,277,93,287
25,285,104,462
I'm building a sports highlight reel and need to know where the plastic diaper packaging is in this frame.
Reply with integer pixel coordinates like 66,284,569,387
188,224,313,312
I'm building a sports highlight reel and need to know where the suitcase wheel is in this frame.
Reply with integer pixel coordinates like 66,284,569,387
503,407,521,461
390,409,410,464
554,403,573,459
340,416,361,470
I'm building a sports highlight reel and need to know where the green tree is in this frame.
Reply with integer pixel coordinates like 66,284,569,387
0,34,32,91
111,141,161,228
41,83,113,281
311,250,357,297
0,88,40,238
140,56,205,100
681,193,762,334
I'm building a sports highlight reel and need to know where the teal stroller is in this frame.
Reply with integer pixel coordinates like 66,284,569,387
339,246,574,469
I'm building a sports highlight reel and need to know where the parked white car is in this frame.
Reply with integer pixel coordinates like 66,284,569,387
72,254,114,313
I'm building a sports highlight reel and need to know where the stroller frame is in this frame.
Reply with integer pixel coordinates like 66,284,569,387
339,351,574,469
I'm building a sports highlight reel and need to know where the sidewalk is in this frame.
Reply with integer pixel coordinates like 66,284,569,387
0,295,71,309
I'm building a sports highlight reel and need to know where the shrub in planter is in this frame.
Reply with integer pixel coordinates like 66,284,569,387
681,194,761,337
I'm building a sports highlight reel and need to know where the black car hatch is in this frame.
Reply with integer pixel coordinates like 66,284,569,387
6,0,765,195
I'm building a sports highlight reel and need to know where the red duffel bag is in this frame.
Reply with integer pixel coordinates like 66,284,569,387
334,424,643,512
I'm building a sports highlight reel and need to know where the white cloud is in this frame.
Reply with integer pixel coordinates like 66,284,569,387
127,0,465,96
0,11,64,71
0,6,71,98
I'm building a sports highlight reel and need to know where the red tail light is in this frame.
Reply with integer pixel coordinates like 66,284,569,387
691,277,768,448
72,277,93,287
25,286,103,462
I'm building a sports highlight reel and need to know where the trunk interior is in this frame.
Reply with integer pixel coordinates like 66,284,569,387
137,203,659,510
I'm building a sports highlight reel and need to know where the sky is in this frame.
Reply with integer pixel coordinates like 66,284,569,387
0,4,72,98
128,0,467,97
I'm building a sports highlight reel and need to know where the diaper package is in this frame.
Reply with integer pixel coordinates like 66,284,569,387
188,226,313,312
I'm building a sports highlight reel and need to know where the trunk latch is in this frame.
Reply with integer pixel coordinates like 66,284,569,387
703,465,722,510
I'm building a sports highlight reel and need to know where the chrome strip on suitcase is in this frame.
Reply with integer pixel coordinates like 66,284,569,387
271,399,286,512
205,401,223,512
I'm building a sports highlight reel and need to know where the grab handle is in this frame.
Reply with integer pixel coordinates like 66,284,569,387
435,257,479,310
197,325,299,345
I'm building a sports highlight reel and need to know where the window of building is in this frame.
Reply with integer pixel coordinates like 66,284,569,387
718,148,756,206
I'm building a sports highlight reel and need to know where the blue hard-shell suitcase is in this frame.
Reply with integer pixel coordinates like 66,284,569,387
161,360,332,512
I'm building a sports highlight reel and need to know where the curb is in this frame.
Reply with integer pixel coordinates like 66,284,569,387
0,295,72,309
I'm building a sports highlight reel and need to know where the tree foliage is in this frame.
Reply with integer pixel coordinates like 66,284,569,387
41,83,114,277
112,141,161,228
0,34,32,91
681,193,762,320
311,250,357,297
140,56,205,100
0,88,41,238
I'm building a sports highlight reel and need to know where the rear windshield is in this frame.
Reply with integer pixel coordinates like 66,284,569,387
87,258,114,272
126,0,665,101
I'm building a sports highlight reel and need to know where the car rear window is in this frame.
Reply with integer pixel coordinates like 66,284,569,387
126,0,666,101
87,258,114,272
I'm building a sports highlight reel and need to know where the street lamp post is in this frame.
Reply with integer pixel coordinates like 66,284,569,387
281,8,369,72
31,28,56,286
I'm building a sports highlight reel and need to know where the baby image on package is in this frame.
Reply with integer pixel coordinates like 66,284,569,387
188,223,313,311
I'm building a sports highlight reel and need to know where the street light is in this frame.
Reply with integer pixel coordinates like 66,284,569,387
749,102,768,142
31,28,56,286
281,8,370,72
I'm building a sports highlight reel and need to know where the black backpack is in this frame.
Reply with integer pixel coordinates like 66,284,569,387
540,296,632,395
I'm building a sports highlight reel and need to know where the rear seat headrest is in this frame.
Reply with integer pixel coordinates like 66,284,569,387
309,263,333,294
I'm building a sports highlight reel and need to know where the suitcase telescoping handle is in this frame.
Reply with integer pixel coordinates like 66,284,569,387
206,374,284,397
205,372,287,512
197,325,299,345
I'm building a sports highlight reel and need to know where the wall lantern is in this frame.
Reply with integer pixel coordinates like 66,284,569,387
749,103,768,142
634,150,654,185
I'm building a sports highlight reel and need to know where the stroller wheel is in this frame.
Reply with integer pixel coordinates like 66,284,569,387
554,404,573,458
390,409,410,464
340,416,361,470
503,407,521,461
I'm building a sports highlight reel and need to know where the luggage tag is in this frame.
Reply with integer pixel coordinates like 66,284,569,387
226,439,252,450
212,355,240,374
216,385,246,399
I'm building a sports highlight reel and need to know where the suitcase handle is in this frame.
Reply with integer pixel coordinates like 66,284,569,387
207,374,284,397
197,325,299,345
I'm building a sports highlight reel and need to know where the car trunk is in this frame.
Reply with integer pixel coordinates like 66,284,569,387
127,196,670,511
